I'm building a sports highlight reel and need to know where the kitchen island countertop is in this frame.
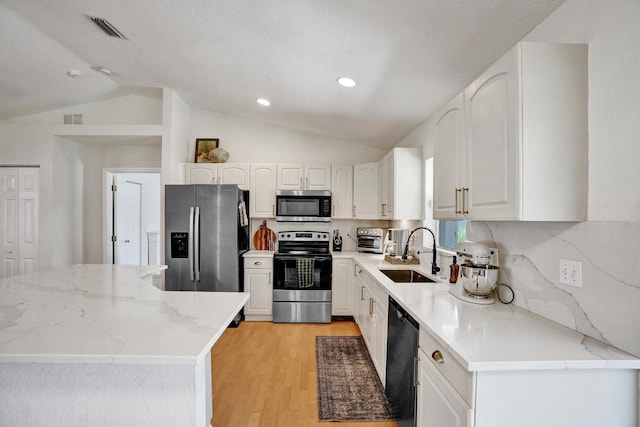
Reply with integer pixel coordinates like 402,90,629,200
0,264,248,365
0,264,249,426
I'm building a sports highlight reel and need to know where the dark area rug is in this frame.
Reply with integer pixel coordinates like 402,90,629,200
316,335,395,422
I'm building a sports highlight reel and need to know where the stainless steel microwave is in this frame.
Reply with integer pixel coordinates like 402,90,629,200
275,190,332,222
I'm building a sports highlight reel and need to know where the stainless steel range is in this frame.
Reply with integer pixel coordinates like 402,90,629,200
273,231,332,323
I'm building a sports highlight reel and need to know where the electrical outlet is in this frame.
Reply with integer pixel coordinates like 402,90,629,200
559,259,582,287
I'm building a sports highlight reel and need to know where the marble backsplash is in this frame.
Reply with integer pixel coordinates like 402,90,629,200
464,221,640,357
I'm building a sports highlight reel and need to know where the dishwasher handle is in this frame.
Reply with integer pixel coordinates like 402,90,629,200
389,296,419,329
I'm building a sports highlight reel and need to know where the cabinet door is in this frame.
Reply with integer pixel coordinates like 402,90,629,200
353,163,379,219
277,164,304,190
372,295,388,383
331,165,353,219
218,164,250,189
250,164,277,218
185,164,217,184
353,267,368,334
433,93,465,220
378,153,393,218
331,259,353,315
417,349,473,427
305,165,331,190
244,268,272,315
464,47,519,220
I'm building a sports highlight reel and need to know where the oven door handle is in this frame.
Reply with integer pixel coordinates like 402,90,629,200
274,256,330,261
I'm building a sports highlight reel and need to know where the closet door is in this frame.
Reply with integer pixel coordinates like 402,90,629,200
0,168,19,278
0,167,39,278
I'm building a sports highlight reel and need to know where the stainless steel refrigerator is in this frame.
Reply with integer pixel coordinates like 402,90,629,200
164,184,249,297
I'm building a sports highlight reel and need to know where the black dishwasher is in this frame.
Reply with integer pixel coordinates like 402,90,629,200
385,296,419,427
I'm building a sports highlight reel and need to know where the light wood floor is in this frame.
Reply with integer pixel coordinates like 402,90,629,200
210,319,399,427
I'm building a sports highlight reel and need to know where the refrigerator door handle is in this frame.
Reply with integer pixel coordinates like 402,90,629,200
194,206,201,281
189,206,195,282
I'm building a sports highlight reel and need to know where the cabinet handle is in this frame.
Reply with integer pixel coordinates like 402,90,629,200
381,203,386,216
254,261,262,266
361,285,365,301
352,205,356,217
272,204,275,217
462,187,469,215
432,350,444,364
455,188,462,214
268,272,272,284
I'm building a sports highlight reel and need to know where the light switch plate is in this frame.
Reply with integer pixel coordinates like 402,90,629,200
560,259,582,287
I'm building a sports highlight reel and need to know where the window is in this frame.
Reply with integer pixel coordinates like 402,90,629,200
424,157,466,250
438,220,466,250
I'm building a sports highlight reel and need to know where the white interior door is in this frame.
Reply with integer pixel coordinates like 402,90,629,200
0,168,19,278
114,177,142,265
0,167,39,279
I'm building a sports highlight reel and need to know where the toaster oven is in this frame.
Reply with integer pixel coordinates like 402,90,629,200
356,227,384,254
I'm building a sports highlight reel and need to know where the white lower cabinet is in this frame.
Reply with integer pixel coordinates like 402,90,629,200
353,265,388,383
353,265,369,337
243,256,273,321
371,287,388,383
417,327,638,427
331,258,353,316
417,347,473,427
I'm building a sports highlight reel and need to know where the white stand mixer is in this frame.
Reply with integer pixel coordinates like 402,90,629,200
449,242,499,305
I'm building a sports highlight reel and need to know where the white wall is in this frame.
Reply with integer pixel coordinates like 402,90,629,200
162,89,192,185
189,108,386,164
4,93,163,125
399,0,640,357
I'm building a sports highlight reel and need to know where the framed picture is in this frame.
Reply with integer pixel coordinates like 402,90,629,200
195,138,220,163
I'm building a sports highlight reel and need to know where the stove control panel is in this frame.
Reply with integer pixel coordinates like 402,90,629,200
278,231,330,242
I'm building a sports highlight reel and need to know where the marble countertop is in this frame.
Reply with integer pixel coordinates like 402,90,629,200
0,264,249,365
343,252,640,372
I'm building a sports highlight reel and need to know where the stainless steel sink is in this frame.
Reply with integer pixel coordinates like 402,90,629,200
379,269,436,283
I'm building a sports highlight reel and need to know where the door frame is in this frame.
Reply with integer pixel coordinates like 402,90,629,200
102,168,161,264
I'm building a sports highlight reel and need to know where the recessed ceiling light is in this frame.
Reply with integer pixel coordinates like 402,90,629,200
337,76,356,88
257,98,271,106
66,69,82,78
96,66,113,75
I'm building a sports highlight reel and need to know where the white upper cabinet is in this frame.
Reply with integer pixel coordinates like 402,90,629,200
185,163,250,189
433,93,465,220
379,147,423,220
277,164,331,190
433,41,588,221
218,164,250,189
250,163,277,218
331,165,353,219
353,162,379,219
305,164,331,190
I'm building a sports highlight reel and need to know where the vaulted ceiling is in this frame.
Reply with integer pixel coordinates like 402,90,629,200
0,0,565,149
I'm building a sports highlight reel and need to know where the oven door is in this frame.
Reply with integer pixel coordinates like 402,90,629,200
357,236,382,253
273,255,332,290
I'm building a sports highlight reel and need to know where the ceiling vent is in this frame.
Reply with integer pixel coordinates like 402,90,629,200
87,15,127,39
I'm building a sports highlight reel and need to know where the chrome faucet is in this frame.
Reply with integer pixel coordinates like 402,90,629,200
402,227,441,275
